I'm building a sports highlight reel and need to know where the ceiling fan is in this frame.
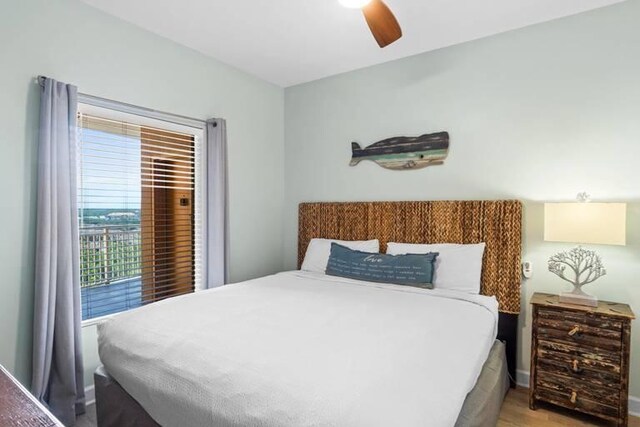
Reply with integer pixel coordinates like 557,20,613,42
339,0,402,48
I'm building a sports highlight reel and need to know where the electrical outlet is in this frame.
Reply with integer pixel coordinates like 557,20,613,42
522,261,533,279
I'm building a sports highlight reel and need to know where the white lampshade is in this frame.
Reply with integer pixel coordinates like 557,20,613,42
544,202,626,246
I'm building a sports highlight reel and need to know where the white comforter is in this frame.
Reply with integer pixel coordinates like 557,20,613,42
98,271,498,427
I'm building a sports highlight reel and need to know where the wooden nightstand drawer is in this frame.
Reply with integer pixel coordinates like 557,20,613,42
537,312,622,352
538,307,623,331
536,369,620,407
537,325,621,352
537,352,620,387
530,293,634,426
534,385,619,422
537,339,621,375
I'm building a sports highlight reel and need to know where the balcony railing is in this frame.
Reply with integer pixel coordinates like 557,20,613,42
80,225,141,288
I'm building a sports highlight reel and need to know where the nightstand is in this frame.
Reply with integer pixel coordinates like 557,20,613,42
529,292,635,426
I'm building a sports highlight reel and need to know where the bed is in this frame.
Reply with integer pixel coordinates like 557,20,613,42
95,200,522,427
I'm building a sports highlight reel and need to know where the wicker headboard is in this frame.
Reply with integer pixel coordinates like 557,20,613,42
298,201,522,314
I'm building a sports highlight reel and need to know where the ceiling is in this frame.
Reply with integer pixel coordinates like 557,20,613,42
81,0,624,87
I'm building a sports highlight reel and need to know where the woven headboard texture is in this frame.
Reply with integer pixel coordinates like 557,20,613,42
298,201,522,314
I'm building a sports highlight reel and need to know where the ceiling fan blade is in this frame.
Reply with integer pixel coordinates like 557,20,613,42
362,0,402,48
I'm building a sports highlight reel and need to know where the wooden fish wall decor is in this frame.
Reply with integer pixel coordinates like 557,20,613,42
349,132,449,170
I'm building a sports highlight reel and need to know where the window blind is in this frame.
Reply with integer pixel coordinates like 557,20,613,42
78,113,201,320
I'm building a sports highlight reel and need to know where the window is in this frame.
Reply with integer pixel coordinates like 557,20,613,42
78,105,204,321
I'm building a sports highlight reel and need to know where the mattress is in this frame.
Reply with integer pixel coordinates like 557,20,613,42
98,271,499,427
94,341,509,427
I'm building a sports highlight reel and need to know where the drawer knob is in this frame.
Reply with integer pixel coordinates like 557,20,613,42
568,325,580,336
570,391,577,404
571,359,582,373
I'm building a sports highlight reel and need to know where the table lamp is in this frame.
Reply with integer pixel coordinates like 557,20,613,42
544,195,626,307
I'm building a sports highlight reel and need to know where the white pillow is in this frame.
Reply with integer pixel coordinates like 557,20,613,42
386,242,486,294
301,238,380,273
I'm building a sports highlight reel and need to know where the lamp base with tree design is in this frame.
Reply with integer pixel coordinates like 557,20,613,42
548,246,604,307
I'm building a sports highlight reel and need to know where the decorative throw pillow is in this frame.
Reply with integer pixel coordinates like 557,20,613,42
301,238,380,273
386,242,486,294
326,243,438,288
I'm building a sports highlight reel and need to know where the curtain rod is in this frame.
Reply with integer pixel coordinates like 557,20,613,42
36,75,208,128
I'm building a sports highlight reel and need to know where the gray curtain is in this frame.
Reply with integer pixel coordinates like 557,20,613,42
205,119,229,287
31,78,85,426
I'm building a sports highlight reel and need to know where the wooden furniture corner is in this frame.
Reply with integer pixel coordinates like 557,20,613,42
0,364,63,426
529,292,635,426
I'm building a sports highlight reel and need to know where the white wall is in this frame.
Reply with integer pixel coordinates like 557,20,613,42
284,0,640,397
0,0,284,387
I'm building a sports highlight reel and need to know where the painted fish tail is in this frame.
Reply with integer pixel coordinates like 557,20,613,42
349,142,362,166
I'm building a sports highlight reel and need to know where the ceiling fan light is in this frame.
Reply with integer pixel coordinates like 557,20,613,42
338,0,372,9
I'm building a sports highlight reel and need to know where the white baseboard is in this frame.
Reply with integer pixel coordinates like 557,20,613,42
515,369,529,388
515,369,640,417
632,397,640,418
85,385,95,406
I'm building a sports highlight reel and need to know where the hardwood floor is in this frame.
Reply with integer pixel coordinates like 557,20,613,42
499,387,640,427
78,387,639,426
76,403,96,427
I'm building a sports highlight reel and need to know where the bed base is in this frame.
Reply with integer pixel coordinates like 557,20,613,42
455,340,510,427
94,366,159,427
94,341,509,427
498,312,518,388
